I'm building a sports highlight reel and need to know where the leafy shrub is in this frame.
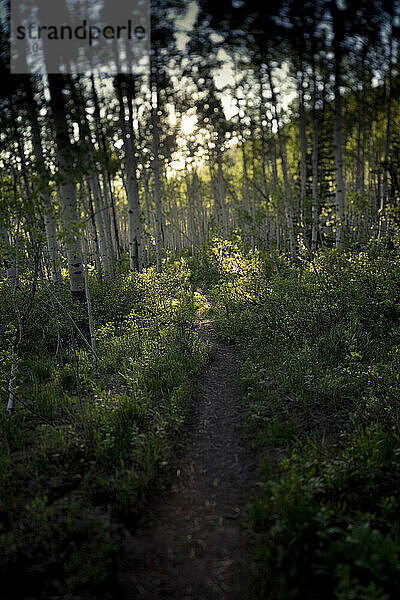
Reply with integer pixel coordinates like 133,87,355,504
197,241,400,599
0,259,208,598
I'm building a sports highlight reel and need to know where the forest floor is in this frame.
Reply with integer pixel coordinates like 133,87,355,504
119,289,259,599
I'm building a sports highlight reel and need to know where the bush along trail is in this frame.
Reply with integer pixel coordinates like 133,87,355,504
192,238,400,600
120,288,258,600
0,259,209,599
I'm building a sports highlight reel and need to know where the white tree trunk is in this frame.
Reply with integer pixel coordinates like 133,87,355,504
83,236,97,365
48,74,85,301
0,220,17,286
24,77,63,291
379,32,392,238
311,59,319,254
116,78,143,277
88,175,114,278
298,69,308,231
266,62,296,256
151,107,164,272
331,3,346,249
216,145,228,237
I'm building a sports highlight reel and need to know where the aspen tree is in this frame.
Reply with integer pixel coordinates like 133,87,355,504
47,74,85,301
115,76,143,277
331,0,346,249
151,94,164,272
91,76,121,259
265,61,296,256
23,77,63,291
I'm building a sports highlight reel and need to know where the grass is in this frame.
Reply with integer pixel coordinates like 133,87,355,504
0,258,208,599
4,236,400,599
192,238,400,599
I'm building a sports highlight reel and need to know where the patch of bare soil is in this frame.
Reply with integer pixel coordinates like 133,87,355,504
120,290,258,599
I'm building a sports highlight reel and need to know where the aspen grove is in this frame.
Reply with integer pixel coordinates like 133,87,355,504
2,1,400,599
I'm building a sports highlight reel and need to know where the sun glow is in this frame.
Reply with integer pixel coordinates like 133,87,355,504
181,114,197,135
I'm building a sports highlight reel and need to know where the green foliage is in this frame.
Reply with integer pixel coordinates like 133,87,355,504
0,496,118,599
197,240,400,599
0,260,208,598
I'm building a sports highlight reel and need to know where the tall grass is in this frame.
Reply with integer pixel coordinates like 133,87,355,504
195,239,400,599
0,259,208,599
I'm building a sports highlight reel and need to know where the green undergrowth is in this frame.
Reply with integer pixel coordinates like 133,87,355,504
193,238,400,600
0,258,208,599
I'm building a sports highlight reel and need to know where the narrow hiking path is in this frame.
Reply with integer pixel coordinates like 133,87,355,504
122,289,258,599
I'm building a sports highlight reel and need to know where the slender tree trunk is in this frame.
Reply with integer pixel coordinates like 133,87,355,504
151,107,164,272
47,74,85,301
83,180,103,280
141,169,153,266
266,61,296,257
116,76,143,277
87,176,113,277
216,144,228,237
241,139,254,250
91,76,121,259
0,218,17,285
331,1,346,249
379,32,392,238
258,69,270,247
298,67,308,233
71,77,115,277
311,56,319,253
185,168,195,251
82,236,97,365
258,69,268,201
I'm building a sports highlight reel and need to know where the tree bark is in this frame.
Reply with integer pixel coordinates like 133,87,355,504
331,1,346,249
24,77,63,290
47,74,85,301
266,61,296,257
116,76,143,277
311,55,319,253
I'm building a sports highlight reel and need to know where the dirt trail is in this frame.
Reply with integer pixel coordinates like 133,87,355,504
122,290,257,599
